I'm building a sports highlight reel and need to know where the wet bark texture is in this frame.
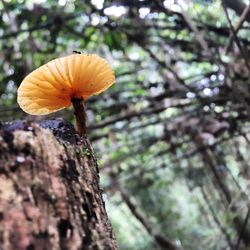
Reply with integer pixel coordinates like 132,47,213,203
0,119,117,250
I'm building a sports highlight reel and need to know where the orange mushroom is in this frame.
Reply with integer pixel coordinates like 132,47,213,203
17,53,115,135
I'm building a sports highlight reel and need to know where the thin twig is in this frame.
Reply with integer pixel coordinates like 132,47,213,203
235,207,250,250
222,3,250,72
226,4,250,53
180,9,209,52
200,186,234,250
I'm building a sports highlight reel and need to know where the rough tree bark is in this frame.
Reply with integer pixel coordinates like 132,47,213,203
0,119,117,250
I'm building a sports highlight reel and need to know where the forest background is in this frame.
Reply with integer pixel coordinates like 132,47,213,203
0,0,250,249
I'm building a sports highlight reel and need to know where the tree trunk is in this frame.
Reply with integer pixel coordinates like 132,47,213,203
109,172,180,250
200,186,234,250
195,134,250,248
0,119,117,250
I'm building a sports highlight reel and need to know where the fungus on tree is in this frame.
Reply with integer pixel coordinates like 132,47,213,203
17,53,115,135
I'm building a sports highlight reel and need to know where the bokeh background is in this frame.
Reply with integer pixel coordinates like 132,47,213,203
1,0,250,249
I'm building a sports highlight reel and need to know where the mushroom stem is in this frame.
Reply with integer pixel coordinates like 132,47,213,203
71,97,87,136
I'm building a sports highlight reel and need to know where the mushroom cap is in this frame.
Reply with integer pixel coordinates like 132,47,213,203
17,54,115,115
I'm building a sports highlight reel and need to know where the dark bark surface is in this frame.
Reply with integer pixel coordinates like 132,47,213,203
0,119,117,250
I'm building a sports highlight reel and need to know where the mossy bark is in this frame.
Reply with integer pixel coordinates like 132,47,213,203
0,119,117,250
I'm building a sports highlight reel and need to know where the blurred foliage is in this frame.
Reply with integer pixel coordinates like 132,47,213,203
1,0,250,249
